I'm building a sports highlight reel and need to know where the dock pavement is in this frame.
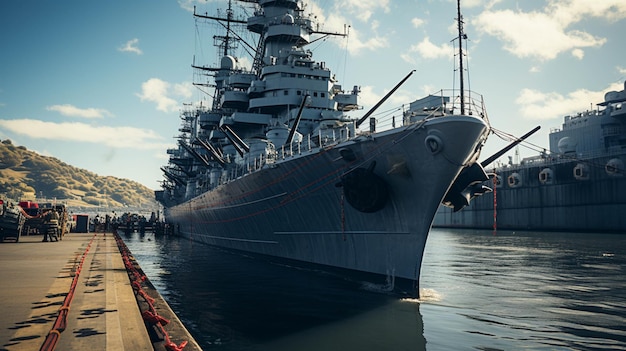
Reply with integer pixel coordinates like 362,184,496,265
0,232,201,351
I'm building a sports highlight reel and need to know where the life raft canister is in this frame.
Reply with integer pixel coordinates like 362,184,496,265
606,158,624,177
538,168,554,185
573,163,589,180
507,172,522,188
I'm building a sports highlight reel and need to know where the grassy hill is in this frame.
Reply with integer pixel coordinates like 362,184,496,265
0,139,157,208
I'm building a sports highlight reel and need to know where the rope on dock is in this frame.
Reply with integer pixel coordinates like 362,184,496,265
39,234,96,351
113,232,189,351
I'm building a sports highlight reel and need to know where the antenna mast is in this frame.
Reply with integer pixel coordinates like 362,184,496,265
457,0,465,115
224,0,233,56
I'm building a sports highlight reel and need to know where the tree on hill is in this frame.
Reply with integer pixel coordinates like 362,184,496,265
0,140,22,169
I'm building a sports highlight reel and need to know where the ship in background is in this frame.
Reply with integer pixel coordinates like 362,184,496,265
155,0,490,297
434,81,626,233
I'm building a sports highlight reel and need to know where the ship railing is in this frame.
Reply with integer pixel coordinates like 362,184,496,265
214,127,359,186
565,146,626,161
435,89,489,122
518,153,588,167
510,146,626,169
268,129,354,162
372,89,489,133
214,91,490,185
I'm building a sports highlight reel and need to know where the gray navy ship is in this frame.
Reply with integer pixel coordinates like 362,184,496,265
434,81,626,233
155,0,490,297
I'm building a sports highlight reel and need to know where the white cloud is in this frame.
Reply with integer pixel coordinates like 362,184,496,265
354,85,379,110
351,86,406,132
345,30,389,55
0,119,168,150
356,83,416,112
177,0,202,12
411,18,425,28
118,38,143,55
331,0,390,22
473,0,626,61
137,78,192,113
549,0,626,23
464,0,490,8
473,10,604,61
571,48,585,59
515,82,624,120
401,37,453,64
46,104,111,119
173,82,193,99
303,1,390,55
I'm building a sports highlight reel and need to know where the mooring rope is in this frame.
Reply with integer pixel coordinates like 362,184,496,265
39,234,96,351
113,232,188,351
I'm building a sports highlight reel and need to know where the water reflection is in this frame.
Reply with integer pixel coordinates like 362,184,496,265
421,229,626,350
259,299,425,351
122,229,626,350
122,231,426,350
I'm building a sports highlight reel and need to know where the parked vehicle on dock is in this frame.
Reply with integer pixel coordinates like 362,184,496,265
0,201,26,242
19,203,69,240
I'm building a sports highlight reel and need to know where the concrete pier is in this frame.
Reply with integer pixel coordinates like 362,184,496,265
0,233,200,351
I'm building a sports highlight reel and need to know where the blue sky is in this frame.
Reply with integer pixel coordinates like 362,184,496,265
1,0,625,191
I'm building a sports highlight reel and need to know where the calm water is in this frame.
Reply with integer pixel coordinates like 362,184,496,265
121,228,626,350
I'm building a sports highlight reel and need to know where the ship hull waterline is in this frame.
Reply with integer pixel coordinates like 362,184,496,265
165,115,489,297
434,156,626,233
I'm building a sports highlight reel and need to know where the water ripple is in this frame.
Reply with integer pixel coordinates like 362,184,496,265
121,229,626,350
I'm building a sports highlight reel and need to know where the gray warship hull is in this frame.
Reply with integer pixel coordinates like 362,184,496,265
434,153,626,233
165,116,488,295
158,0,491,297
435,79,626,233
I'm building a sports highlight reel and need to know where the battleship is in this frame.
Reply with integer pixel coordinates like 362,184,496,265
155,0,490,297
434,81,626,233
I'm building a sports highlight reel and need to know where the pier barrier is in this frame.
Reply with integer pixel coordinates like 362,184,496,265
113,232,199,351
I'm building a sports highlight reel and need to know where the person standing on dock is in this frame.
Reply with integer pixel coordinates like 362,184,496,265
42,209,59,242
105,214,111,233
93,215,100,232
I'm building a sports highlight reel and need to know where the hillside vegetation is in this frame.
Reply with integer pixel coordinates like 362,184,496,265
0,139,157,208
